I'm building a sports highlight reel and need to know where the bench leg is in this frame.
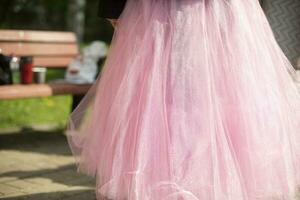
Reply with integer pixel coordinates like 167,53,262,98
71,94,85,111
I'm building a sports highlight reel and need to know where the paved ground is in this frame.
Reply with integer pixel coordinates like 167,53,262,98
0,126,96,200
2,126,300,200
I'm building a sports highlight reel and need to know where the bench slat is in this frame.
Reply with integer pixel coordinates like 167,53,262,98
0,83,92,100
0,30,77,43
34,56,76,68
0,30,91,101
0,42,79,56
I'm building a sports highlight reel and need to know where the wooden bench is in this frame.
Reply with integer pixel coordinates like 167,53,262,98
0,30,92,105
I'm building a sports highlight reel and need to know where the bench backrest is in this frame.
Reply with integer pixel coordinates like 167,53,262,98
0,30,79,68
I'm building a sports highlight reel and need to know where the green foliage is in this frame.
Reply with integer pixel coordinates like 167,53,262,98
0,0,114,43
46,69,65,81
0,0,68,30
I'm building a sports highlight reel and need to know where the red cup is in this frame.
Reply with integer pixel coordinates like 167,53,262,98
20,56,33,84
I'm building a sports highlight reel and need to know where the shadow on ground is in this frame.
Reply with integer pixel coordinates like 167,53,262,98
0,190,96,200
0,128,71,156
0,127,96,200
0,163,95,187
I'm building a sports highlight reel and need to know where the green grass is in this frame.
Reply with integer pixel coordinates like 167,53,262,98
0,69,73,130
0,95,72,130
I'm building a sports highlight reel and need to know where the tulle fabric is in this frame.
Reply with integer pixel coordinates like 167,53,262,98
66,0,300,199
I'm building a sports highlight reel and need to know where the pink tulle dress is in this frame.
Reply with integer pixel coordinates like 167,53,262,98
66,0,300,199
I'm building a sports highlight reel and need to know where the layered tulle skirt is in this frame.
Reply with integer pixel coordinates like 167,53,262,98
66,0,300,199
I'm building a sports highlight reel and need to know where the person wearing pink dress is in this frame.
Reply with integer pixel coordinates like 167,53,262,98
66,0,300,199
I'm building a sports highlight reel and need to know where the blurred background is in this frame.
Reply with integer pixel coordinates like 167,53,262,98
0,0,114,43
0,0,115,131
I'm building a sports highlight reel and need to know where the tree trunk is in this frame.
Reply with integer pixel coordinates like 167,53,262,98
67,0,86,44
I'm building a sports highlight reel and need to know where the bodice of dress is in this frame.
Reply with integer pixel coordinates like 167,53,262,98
97,0,127,19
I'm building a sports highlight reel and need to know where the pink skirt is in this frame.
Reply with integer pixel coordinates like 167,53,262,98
66,0,300,199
